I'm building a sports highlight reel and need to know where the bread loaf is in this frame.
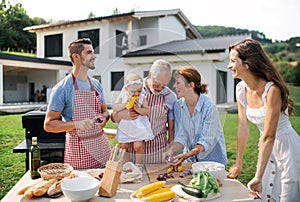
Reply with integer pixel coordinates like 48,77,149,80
47,180,62,196
23,180,45,199
17,178,44,195
33,179,57,196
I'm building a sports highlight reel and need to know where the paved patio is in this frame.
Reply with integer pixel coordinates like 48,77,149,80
0,102,237,115
0,102,47,114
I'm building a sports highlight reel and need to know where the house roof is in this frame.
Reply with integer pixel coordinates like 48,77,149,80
24,9,201,39
0,52,72,66
123,34,252,57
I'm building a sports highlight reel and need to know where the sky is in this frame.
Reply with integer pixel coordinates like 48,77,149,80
9,0,300,41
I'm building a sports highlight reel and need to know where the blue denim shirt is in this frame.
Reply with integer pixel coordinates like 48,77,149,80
174,94,228,166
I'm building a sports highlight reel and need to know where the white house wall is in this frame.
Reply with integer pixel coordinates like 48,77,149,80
158,16,186,41
122,52,234,105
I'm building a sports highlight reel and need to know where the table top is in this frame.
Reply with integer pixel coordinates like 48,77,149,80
1,167,259,202
13,140,65,153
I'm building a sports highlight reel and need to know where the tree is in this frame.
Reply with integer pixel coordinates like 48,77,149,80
0,0,46,52
196,25,272,43
88,12,96,19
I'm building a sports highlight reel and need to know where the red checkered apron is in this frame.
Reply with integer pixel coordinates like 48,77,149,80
64,73,111,169
129,92,169,164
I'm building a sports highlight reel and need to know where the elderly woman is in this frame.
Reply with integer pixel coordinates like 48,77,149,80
165,66,227,167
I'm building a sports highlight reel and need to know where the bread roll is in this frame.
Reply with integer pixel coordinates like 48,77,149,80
33,179,57,196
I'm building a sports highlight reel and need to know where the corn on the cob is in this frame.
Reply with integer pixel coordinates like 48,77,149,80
141,190,175,202
136,181,166,198
126,95,139,109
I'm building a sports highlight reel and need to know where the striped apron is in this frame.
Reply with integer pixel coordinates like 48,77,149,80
64,74,111,169
128,94,168,164
143,93,168,164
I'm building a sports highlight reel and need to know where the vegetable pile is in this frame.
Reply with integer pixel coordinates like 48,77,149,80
180,171,220,198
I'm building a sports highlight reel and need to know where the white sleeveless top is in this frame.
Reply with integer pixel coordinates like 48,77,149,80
236,81,291,136
236,81,300,201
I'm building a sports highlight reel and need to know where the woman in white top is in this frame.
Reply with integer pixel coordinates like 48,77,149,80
227,39,300,202
113,72,153,165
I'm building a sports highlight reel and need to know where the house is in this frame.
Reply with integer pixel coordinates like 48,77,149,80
0,53,71,105
0,9,250,106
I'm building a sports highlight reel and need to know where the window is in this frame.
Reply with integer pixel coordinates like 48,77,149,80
45,34,62,57
234,78,241,102
116,30,128,57
217,70,227,104
111,72,124,91
78,29,100,54
139,35,147,46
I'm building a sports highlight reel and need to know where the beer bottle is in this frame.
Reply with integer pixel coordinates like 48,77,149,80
29,137,40,179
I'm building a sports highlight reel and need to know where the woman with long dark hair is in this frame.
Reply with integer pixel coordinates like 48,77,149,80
227,39,300,201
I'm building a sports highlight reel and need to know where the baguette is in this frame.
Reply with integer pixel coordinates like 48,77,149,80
33,179,57,197
23,180,46,199
17,178,44,195
47,180,62,196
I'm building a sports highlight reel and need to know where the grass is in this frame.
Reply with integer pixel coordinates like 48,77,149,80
0,85,299,200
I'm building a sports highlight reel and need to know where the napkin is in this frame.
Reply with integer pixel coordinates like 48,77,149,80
120,162,143,183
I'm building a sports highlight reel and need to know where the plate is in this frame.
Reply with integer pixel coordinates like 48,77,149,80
171,184,221,201
44,192,63,198
130,193,175,202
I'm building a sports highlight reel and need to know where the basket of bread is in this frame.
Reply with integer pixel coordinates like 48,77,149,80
18,163,75,199
38,163,73,180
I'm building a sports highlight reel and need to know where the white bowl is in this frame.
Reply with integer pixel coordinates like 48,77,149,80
192,161,226,181
61,176,100,202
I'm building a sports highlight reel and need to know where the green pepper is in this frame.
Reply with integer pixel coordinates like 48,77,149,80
178,182,203,198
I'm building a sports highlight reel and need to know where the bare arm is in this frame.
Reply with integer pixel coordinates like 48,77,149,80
255,86,280,178
167,119,174,144
228,96,250,178
112,94,127,113
44,102,110,133
133,97,149,116
99,102,110,127
44,109,78,133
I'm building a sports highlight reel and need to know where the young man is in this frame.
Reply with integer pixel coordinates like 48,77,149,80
44,38,111,169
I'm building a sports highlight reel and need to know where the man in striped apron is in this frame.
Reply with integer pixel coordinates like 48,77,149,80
112,59,177,164
44,38,111,169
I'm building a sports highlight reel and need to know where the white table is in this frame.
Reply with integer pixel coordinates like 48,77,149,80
1,169,260,202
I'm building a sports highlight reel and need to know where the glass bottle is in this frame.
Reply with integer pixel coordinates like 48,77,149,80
29,137,41,179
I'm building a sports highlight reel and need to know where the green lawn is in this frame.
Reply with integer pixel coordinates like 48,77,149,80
0,85,299,200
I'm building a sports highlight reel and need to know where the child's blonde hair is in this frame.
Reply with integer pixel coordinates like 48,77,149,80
125,72,143,87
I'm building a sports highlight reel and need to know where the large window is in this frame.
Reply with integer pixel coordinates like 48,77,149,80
45,34,62,57
116,30,128,57
78,29,100,54
111,72,124,91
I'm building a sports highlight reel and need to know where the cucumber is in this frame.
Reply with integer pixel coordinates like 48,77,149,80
178,182,203,198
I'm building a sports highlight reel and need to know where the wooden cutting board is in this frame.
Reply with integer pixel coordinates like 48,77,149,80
145,162,193,187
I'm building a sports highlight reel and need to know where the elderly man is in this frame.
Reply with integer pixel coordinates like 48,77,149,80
111,59,177,164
